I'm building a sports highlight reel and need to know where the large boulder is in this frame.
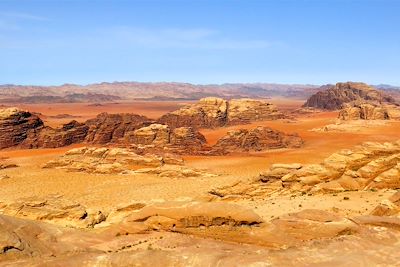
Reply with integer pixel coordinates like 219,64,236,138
0,108,43,149
0,195,106,228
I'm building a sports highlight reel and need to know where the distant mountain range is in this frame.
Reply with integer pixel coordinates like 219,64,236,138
0,82,398,104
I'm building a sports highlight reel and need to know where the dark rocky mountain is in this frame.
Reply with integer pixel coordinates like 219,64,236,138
303,82,398,110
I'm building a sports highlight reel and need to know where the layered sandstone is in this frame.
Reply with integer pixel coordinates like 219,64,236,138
158,97,284,129
126,123,207,154
43,147,183,174
0,108,43,149
84,112,153,144
0,194,106,228
210,126,303,154
19,120,89,149
303,82,397,110
338,103,390,120
2,196,400,266
211,140,400,199
43,147,215,178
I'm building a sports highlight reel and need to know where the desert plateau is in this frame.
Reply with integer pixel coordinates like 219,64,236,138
1,81,400,266
1,0,400,266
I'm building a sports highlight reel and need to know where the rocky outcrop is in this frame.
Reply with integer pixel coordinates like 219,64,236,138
311,120,389,132
19,120,89,149
260,140,400,193
338,103,390,120
84,112,153,144
43,147,183,174
211,140,400,198
0,195,106,228
0,108,43,149
0,159,18,170
124,201,263,230
158,97,284,129
370,192,400,216
303,82,398,110
2,199,400,266
127,123,207,154
210,126,303,154
43,147,218,178
130,165,217,178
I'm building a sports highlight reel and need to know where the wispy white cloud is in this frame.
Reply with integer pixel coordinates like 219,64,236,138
98,27,273,50
0,11,48,32
0,11,48,21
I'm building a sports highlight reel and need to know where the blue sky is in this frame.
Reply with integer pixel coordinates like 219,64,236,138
0,0,399,85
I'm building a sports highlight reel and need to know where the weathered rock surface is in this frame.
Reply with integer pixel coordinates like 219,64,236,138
311,120,389,132
338,103,390,120
371,192,400,216
2,201,400,266
210,126,303,154
43,147,219,178
0,108,43,149
127,123,207,154
84,112,153,144
0,195,106,228
130,165,217,178
264,140,400,192
20,120,89,148
211,141,400,199
0,158,18,170
124,201,263,230
43,147,183,174
303,82,398,110
158,97,284,129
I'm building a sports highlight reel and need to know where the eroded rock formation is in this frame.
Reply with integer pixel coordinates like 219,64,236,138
43,147,183,173
0,194,106,228
126,123,207,154
84,112,153,144
158,97,284,129
303,82,397,110
2,196,400,266
210,126,303,154
0,108,43,149
338,103,390,120
211,140,400,199
43,146,215,178
20,120,89,149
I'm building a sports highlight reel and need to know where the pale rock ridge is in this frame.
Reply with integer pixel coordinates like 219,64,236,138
158,97,284,129
210,140,400,199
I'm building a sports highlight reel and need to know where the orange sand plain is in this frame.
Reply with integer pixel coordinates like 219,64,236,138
0,99,399,214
